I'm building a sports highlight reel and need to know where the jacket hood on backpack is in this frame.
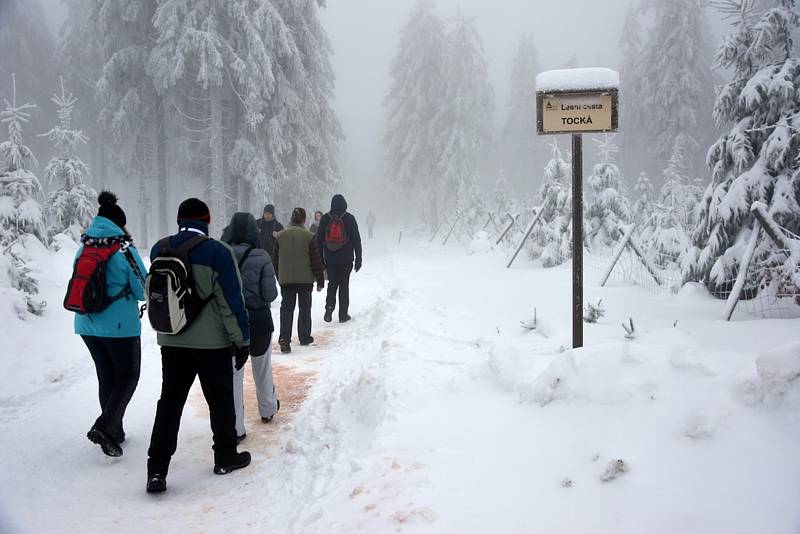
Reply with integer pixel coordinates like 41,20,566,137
84,216,127,239
330,194,348,215
225,212,260,248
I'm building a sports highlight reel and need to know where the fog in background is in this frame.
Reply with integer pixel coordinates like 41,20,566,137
38,0,726,218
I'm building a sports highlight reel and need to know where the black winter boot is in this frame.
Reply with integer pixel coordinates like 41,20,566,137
279,339,291,354
87,428,123,458
146,474,167,494
323,308,333,323
214,451,252,475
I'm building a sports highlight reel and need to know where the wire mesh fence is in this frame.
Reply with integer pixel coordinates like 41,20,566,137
585,247,681,294
717,243,800,320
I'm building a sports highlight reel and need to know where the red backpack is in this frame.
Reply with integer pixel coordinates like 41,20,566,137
64,242,130,314
325,214,349,251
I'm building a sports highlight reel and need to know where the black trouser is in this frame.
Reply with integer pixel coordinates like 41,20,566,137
279,284,313,344
147,346,237,475
326,263,353,319
81,336,141,443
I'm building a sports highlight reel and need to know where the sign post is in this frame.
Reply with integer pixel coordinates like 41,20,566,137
535,68,619,349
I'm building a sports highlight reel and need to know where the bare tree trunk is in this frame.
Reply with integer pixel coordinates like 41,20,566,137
210,85,225,235
157,99,169,237
138,169,149,248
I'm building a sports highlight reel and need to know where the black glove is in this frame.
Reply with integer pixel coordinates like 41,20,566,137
354,259,362,273
234,345,249,371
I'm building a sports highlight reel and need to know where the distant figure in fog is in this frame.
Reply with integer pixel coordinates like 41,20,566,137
257,204,284,261
316,195,363,324
309,210,323,236
366,211,376,239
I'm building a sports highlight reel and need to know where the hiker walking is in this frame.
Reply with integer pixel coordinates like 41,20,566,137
257,204,284,261
223,212,280,442
145,198,251,494
274,208,325,353
366,211,376,239
309,210,323,236
316,194,362,323
66,192,147,458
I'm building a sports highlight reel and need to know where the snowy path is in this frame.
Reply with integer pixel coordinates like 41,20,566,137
2,232,800,533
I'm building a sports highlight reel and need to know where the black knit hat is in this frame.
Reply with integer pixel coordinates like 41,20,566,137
177,198,211,224
263,204,275,215
97,191,127,229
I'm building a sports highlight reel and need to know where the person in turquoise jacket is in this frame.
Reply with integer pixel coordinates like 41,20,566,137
73,192,147,458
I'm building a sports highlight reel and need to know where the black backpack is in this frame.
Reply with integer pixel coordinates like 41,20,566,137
146,235,212,335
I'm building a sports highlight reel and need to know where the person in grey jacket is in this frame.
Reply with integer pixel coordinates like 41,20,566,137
223,213,280,441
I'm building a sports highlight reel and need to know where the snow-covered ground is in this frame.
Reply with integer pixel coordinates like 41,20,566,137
1,230,800,533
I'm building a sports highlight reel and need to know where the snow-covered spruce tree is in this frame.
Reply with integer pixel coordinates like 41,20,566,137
270,0,343,210
494,168,512,217
433,13,494,222
529,140,573,267
90,0,163,244
659,135,704,229
383,0,446,227
685,0,800,288
0,0,55,160
635,0,718,175
631,172,655,227
0,74,46,300
40,78,96,242
0,75,45,248
587,134,631,251
617,1,647,173
501,33,542,195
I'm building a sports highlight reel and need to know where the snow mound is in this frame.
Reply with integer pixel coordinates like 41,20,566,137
468,231,493,255
738,343,800,408
536,67,619,92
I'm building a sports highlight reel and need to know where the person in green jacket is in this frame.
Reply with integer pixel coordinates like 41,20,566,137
274,208,325,353
73,192,147,458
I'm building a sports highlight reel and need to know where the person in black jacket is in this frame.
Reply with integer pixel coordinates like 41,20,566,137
256,204,284,260
316,194,362,323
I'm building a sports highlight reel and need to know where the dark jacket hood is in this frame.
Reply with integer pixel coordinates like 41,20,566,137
225,212,260,248
330,194,348,215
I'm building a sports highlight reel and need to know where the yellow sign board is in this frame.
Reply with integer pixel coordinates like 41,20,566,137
537,91,618,135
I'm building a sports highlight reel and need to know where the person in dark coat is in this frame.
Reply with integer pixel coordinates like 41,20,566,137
315,194,362,323
223,212,280,442
274,208,326,353
256,204,284,260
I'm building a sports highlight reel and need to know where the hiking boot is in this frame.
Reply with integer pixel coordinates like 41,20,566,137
323,308,333,323
339,315,351,323
146,474,167,494
87,428,123,458
214,451,252,475
300,336,314,346
261,399,280,423
279,340,291,354
237,433,247,445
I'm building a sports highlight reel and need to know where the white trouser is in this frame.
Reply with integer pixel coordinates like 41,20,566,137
232,345,278,436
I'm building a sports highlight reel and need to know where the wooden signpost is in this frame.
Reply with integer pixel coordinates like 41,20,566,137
535,68,619,349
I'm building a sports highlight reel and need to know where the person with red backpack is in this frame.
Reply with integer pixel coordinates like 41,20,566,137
144,198,252,494
315,194,362,323
67,191,148,458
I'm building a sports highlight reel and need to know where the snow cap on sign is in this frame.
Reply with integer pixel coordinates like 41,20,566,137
536,68,619,92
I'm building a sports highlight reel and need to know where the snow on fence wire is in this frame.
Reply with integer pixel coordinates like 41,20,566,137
720,203,800,320
584,224,682,294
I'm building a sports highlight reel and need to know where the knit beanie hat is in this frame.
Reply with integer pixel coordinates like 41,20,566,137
97,191,127,229
263,204,275,215
177,198,211,224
